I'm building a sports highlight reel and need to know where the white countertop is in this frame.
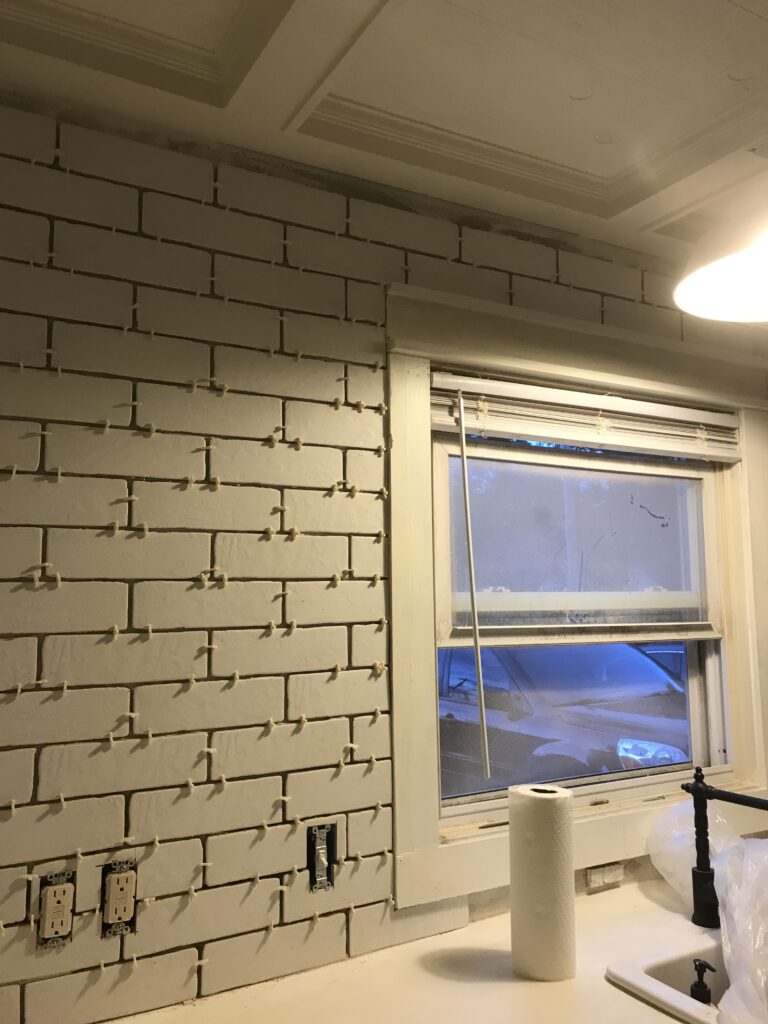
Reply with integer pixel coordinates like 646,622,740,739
119,880,716,1024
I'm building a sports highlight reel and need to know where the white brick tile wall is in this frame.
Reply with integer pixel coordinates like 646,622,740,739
134,580,279,630
0,637,37,693
0,366,133,424
0,156,138,229
46,424,204,479
202,914,347,996
285,399,384,448
0,106,54,162
216,255,345,316
143,192,283,261
26,950,197,1024
38,733,207,799
284,490,384,535
644,270,677,307
346,364,385,407
0,796,125,867
0,477,128,528
43,631,207,686
287,669,388,718
0,581,127,632
347,281,385,324
287,580,386,624
134,677,284,734
0,260,133,326
137,382,281,439
60,125,213,200
462,228,556,278
352,714,391,761
282,856,392,923
349,898,467,956
0,985,19,1024
211,438,342,487
212,626,348,678
408,253,509,303
286,761,392,818
0,527,42,577
0,421,40,471
283,313,385,363
513,275,602,321
217,165,346,232
130,777,282,844
351,623,388,666
288,227,404,284
350,199,458,258
0,688,128,747
0,916,119,986
212,719,349,779
350,536,387,576
559,250,642,299
133,481,280,531
70,839,204,909
214,347,344,401
348,807,392,856
0,310,47,366
47,529,210,580
215,533,347,579
346,449,385,491
603,296,682,339
0,208,49,264
0,749,35,806
137,286,279,348
0,867,28,923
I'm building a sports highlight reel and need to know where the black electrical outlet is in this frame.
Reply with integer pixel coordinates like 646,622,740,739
307,823,337,892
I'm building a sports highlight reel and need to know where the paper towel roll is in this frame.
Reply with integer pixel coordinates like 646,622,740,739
508,783,575,981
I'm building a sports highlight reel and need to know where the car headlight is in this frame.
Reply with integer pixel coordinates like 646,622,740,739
617,738,688,769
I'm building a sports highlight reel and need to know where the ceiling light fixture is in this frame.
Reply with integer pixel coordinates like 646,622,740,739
674,214,768,323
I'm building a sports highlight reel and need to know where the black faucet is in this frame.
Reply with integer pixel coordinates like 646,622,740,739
681,766,768,928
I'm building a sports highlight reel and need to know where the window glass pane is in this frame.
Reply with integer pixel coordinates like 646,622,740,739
449,455,706,626
437,642,692,800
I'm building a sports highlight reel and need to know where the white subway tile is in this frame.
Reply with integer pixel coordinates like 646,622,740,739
0,986,18,1024
43,631,207,686
352,714,391,761
284,313,385,363
346,364,385,407
135,677,284,734
60,124,213,200
285,400,384,448
0,688,128,747
0,527,41,577
288,226,404,284
130,777,282,844
71,839,204,909
462,228,555,278
284,490,384,535
134,580,279,629
47,529,210,580
0,581,127,632
559,250,641,298
347,806,392,856
0,476,128,527
216,255,344,316
350,535,387,577
0,366,133,424
47,424,204,479
215,532,347,579
0,260,133,325
0,637,37,693
137,381,281,439
346,449,385,490
287,760,391,818
25,949,198,1024
0,796,124,867
212,626,348,678
0,749,35,806
212,438,341,488
347,281,385,324
351,623,388,666
0,310,47,366
644,270,677,307
202,914,347,996
215,347,344,401
0,914,119,986
287,668,388,718
213,719,348,780
350,198,458,257
38,733,207,799
0,420,40,471
133,480,280,530
409,253,509,303
513,275,601,321
217,165,345,231
0,106,55,162
138,286,279,349
283,856,392,923
0,208,49,264
603,296,682,339
349,898,468,956
287,580,385,624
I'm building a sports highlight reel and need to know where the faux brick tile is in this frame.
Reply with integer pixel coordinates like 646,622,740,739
212,719,349,780
462,228,556,278
0,749,35,806
217,165,346,232
202,914,347,996
206,816,345,886
60,124,213,200
284,313,385,363
347,280,385,324
350,198,458,258
216,255,344,316
0,527,41,577
137,382,281,439
43,631,207,686
47,424,204,479
212,438,342,487
284,490,384,535
0,637,36,693
0,688,128,746
349,898,468,956
0,476,127,527
288,226,404,284
47,529,210,580
352,715,390,761
25,949,197,1024
215,532,347,579
0,581,127,632
0,155,137,229
409,253,509,303
215,347,344,401
0,914,119,986
0,260,133,325
0,986,19,1024
559,250,641,298
0,366,132,424
0,867,28,923
54,321,210,385
143,191,283,261
287,580,385,624
285,400,383,448
287,668,388,718
347,449,385,490
283,856,392,923
124,879,278,957
644,270,677,307
71,839,204,909
137,286,279,348
0,310,47,366
0,420,40,471
348,806,392,855
603,296,682,339
213,626,348,678
130,777,281,844
346,364,385,406
135,677,284,734
513,275,602,322
133,481,279,531
0,207,49,263
0,796,124,867
351,535,387,576
287,760,392,818
0,106,55,161
134,580,279,629
351,623,388,666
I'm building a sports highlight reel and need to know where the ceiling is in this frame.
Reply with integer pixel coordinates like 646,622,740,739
1,0,768,261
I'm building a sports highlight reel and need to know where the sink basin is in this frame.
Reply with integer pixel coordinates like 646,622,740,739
607,941,727,1023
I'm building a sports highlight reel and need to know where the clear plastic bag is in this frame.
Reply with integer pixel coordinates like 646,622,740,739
647,801,739,914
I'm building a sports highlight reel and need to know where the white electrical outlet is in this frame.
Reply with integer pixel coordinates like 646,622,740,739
103,869,137,926
39,881,74,940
